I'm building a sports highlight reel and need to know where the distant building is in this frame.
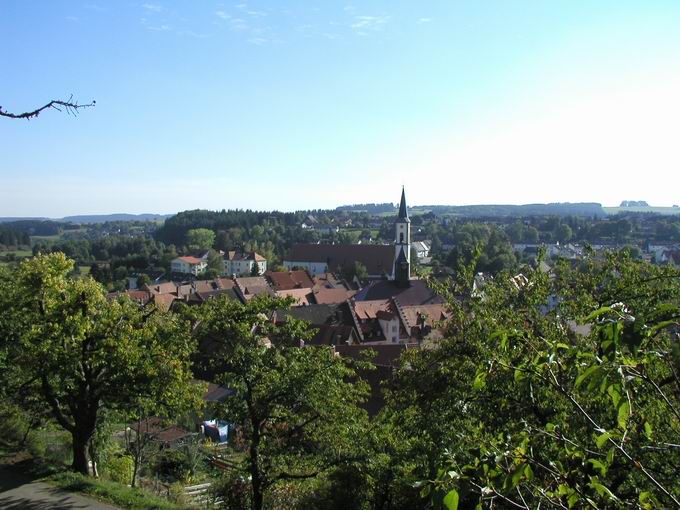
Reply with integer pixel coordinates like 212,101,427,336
283,244,395,277
171,256,207,276
223,251,267,276
411,240,431,259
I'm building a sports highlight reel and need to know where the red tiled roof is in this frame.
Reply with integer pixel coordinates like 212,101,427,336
226,251,265,262
276,288,313,306
216,277,236,289
177,256,204,264
145,282,177,295
152,293,177,311
400,304,448,329
266,270,314,291
313,288,356,305
193,280,216,293
353,300,392,320
312,272,344,290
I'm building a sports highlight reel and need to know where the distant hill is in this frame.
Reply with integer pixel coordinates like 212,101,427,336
0,217,50,223
337,202,607,217
60,213,172,223
0,214,172,224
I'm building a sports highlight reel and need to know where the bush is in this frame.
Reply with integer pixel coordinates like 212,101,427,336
210,471,252,510
107,455,134,485
152,442,205,484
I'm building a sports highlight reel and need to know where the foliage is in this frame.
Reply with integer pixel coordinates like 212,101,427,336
107,454,135,484
152,445,205,484
386,252,680,508
192,295,370,510
342,260,369,282
185,228,216,252
210,470,253,509
445,223,517,274
0,253,201,475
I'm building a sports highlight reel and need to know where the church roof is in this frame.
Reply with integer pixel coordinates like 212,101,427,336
285,244,395,276
397,187,410,223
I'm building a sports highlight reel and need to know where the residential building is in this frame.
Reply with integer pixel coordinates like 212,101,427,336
411,240,431,259
170,256,207,276
223,251,267,276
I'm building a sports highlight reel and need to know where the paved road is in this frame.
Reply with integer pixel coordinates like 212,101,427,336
0,467,119,510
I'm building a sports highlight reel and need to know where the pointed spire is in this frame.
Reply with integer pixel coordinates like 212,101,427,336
397,186,409,223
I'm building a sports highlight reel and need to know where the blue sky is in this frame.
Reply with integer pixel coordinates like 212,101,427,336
1,1,679,216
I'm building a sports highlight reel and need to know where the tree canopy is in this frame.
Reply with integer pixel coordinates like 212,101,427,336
0,253,201,474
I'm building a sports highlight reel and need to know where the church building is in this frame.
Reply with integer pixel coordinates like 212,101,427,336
393,186,411,286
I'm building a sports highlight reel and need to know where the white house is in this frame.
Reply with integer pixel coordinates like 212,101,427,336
171,256,207,276
411,241,431,259
223,251,267,276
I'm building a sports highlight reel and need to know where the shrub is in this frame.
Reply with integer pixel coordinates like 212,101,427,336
107,455,134,485
210,471,252,510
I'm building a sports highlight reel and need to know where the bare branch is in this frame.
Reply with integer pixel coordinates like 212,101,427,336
0,97,96,120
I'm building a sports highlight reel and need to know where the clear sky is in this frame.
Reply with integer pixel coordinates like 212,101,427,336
1,1,679,217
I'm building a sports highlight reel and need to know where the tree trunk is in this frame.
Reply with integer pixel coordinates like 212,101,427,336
252,478,264,510
131,447,141,487
250,438,264,510
72,433,90,475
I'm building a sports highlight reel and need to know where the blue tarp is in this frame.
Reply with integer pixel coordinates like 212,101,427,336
203,420,229,443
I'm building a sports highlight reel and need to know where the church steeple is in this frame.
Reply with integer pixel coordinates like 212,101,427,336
393,187,411,286
397,186,410,223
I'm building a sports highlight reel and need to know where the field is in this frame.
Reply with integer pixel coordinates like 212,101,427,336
0,249,33,265
604,206,680,215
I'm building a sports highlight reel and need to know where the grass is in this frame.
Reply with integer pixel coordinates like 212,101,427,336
1,445,182,510
46,472,183,510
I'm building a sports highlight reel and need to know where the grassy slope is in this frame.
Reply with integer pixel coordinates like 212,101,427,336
46,472,183,510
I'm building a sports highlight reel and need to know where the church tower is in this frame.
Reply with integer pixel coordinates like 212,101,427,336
393,187,411,287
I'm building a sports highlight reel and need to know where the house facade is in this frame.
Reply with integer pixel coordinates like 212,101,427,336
223,251,267,276
171,256,207,276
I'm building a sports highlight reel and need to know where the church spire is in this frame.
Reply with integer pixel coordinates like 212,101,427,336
393,187,411,286
397,186,410,223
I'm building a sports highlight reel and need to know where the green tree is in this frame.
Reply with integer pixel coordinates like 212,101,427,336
186,228,216,252
251,261,260,276
554,223,573,243
524,225,540,243
192,296,369,510
342,261,369,282
386,252,680,508
0,253,200,475
206,248,225,274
